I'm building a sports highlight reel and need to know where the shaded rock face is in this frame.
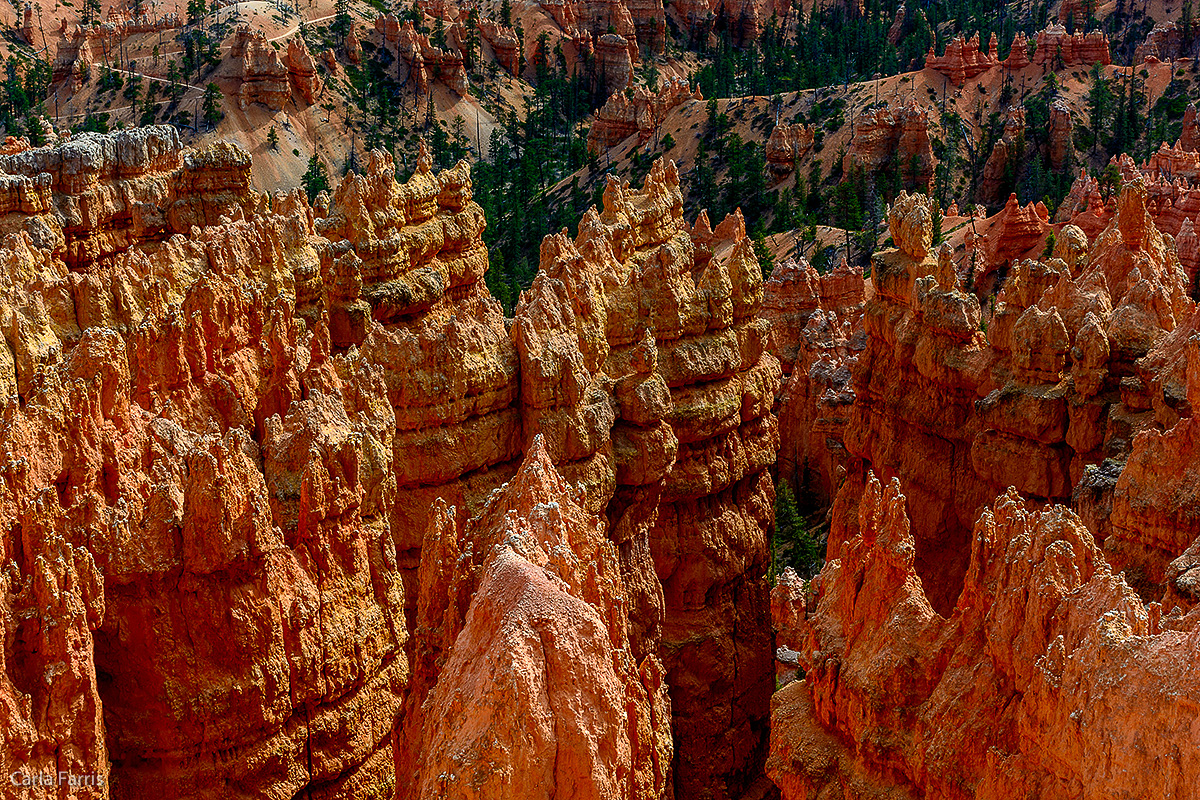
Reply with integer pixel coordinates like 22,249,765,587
0,132,777,799
669,0,790,46
979,105,1026,206
763,257,864,506
232,25,289,111
768,475,1200,800
587,78,702,154
843,99,933,188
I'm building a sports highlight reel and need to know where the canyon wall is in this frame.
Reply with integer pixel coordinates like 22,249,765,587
0,130,777,799
769,475,1200,800
764,132,1200,798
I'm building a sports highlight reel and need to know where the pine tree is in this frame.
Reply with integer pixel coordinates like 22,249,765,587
201,82,222,129
301,155,330,201
431,15,446,49
334,0,351,41
267,125,279,149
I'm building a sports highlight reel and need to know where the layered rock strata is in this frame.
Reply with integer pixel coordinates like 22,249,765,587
763,257,864,506
769,475,1200,799
765,181,1194,621
587,77,702,153
0,131,777,799
842,99,933,188
233,25,290,111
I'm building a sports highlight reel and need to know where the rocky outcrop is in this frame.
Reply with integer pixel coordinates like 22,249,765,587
1002,30,1031,69
1182,103,1200,152
769,475,1200,800
587,77,701,153
232,25,289,111
52,13,180,83
1030,23,1111,66
669,0,789,46
979,105,1026,205
842,99,933,187
765,122,815,180
401,439,673,800
286,36,324,103
377,15,469,94
507,163,782,799
924,32,997,85
764,257,865,505
1,527,109,799
0,132,779,800
976,192,1053,292
1048,98,1073,170
596,32,635,94
1135,21,1181,63
0,126,246,270
479,19,521,75
346,25,363,63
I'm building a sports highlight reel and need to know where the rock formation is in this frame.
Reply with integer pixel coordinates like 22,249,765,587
977,192,1053,291
922,26,1108,85
0,129,779,799
400,439,673,800
763,177,1194,617
763,257,864,505
842,99,933,187
769,475,1200,800
286,36,324,103
765,122,815,180
979,105,1026,205
232,25,289,111
1003,30,1031,69
587,77,701,153
1048,97,1074,170
924,32,997,85
1182,103,1200,152
669,0,789,46
1135,21,1181,63
345,25,363,63
376,14,469,95
543,0,665,57
52,12,180,83
1030,23,1111,67
480,19,521,75
596,32,635,94
761,139,1200,790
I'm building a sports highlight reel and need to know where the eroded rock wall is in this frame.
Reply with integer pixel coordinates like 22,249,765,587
764,144,1200,800
769,475,1200,800
0,130,777,800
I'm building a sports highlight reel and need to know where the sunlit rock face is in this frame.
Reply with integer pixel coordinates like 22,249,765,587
0,132,778,800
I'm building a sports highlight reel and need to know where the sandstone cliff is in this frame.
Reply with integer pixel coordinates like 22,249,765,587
842,99,933,188
0,130,778,799
769,475,1200,800
763,144,1200,798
